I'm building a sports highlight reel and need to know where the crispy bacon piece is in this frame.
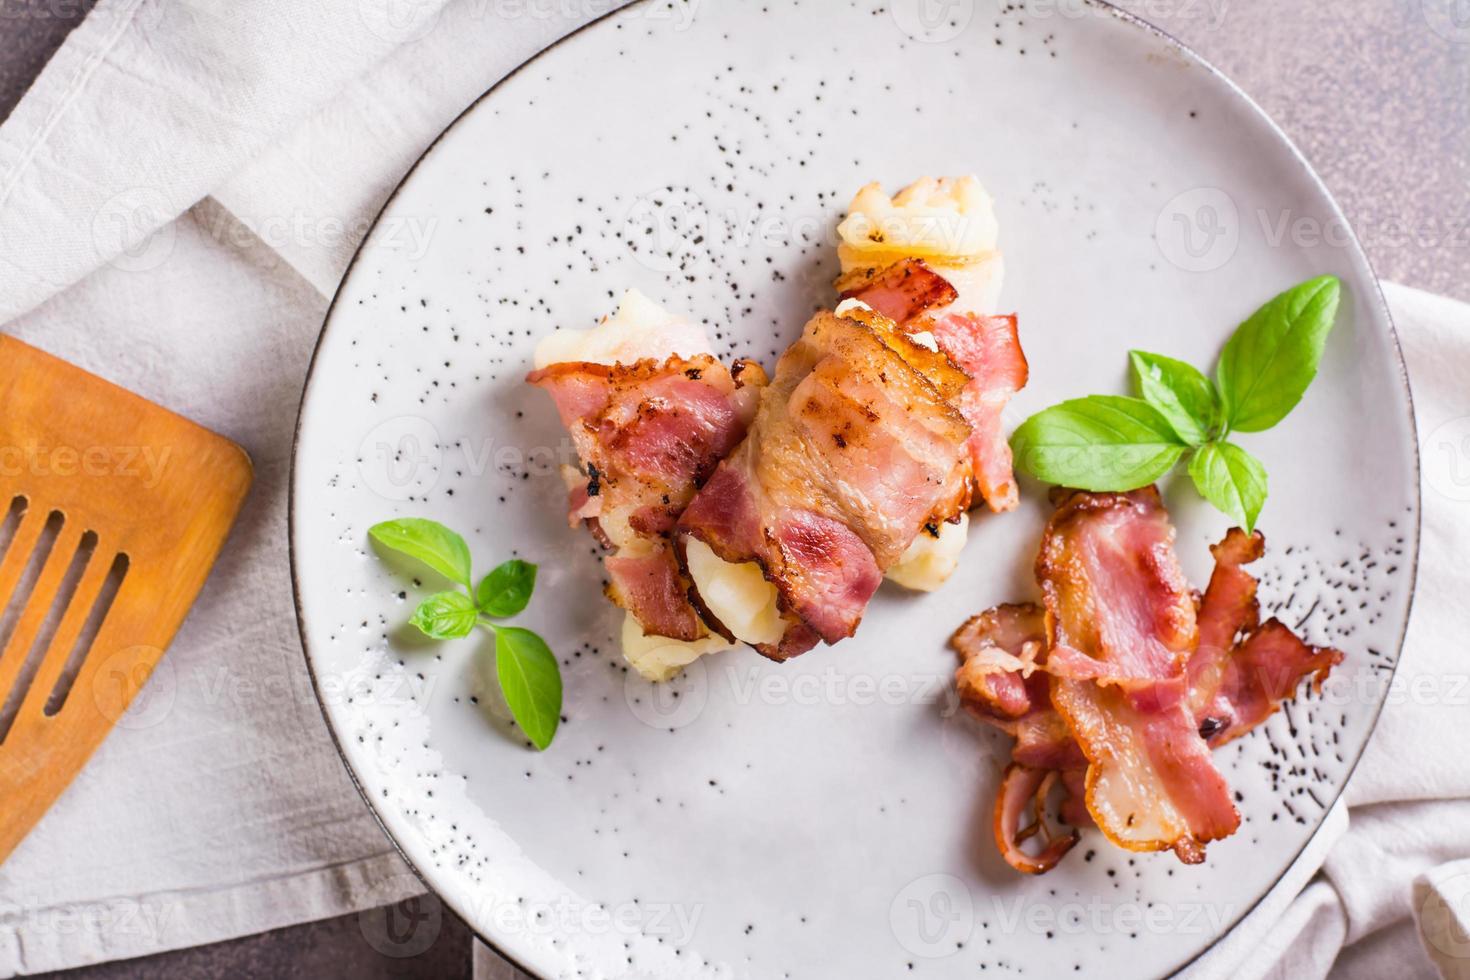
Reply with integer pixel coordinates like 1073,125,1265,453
838,258,1028,512
954,493,1346,873
836,258,958,326
952,604,1084,772
1040,488,1238,863
953,605,1085,874
1188,529,1344,746
678,307,974,660
602,550,703,641
995,765,1081,875
954,606,1042,721
528,354,767,640
929,313,1028,512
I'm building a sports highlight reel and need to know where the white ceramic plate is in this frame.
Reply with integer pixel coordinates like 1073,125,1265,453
291,2,1419,977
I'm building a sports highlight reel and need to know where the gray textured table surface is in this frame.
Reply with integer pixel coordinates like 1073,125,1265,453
2,1,1466,978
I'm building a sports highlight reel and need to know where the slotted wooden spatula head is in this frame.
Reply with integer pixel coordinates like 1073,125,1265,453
0,336,251,864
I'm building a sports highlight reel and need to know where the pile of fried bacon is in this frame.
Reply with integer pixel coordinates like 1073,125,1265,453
953,486,1343,873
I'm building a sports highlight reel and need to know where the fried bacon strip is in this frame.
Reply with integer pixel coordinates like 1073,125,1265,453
528,354,766,640
839,258,1028,512
928,312,1028,512
995,766,1082,876
1039,488,1240,864
953,490,1345,873
952,604,1086,874
677,307,975,660
835,258,958,327
952,604,1084,773
1188,529,1344,747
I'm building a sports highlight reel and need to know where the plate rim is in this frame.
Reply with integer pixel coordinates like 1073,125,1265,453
286,3,1423,976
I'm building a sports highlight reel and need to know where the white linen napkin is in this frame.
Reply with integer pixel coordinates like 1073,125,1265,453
0,2,1467,977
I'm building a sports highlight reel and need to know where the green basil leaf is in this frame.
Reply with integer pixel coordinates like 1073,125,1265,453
495,627,563,751
476,560,537,618
1010,395,1188,492
369,518,473,588
1129,350,1218,445
1216,275,1341,433
409,591,479,640
1188,442,1268,532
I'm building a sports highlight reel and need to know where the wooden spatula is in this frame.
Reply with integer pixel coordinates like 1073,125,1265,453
0,336,252,864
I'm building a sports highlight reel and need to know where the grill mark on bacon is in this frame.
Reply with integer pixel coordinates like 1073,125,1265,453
838,258,1028,512
678,309,974,660
836,257,959,325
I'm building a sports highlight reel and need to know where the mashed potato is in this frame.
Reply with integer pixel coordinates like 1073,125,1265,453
534,288,715,370
886,514,970,592
682,521,967,646
682,538,785,646
622,538,789,681
681,511,972,646
837,175,1005,317
621,613,735,683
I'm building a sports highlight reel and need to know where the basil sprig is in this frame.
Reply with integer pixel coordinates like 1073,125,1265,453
1010,276,1341,532
370,518,562,750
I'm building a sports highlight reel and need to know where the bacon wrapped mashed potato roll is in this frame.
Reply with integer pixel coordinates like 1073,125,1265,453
527,290,766,681
837,176,1028,590
677,305,978,660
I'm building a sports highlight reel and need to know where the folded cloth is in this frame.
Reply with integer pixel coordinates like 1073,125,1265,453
0,1,1466,978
